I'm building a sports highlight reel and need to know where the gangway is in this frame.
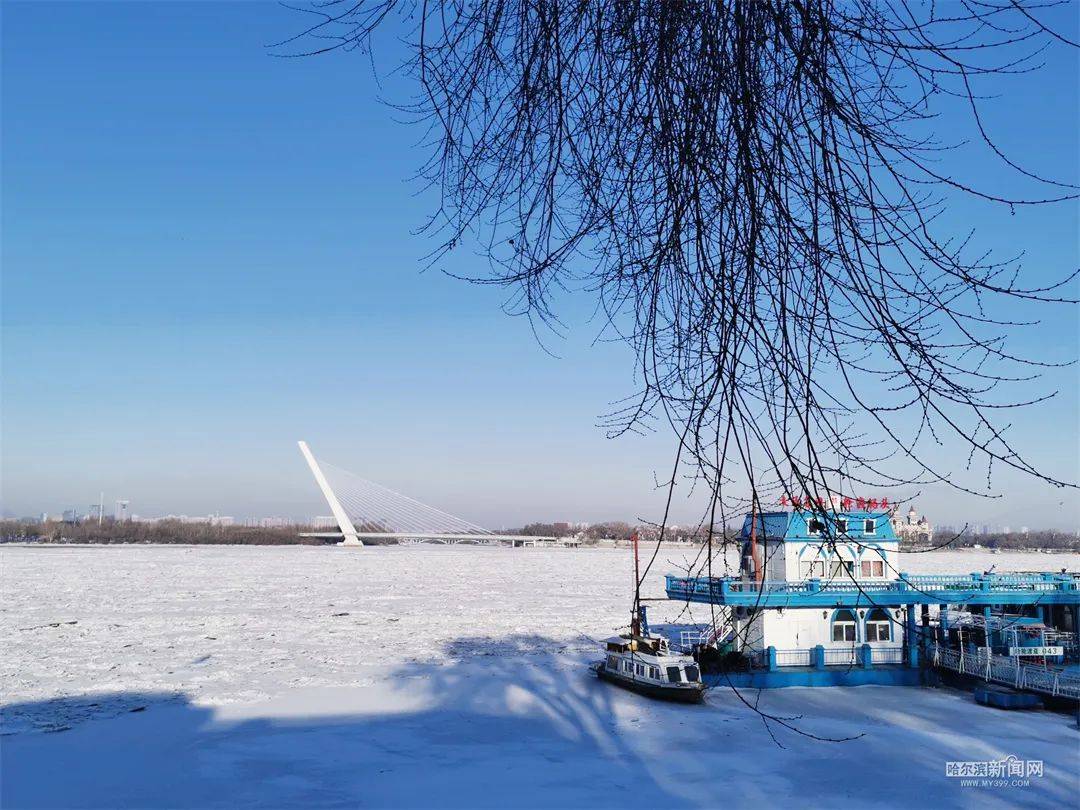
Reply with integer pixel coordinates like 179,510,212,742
930,642,1080,701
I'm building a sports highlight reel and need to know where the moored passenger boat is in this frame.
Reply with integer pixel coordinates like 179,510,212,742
593,634,706,703
592,529,706,703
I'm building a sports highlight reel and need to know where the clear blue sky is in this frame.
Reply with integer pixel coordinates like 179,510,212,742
2,2,1077,530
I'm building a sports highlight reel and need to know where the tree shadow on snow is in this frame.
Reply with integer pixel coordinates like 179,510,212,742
1,635,699,809
4,636,1076,809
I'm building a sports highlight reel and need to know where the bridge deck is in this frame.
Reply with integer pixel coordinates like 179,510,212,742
665,572,1080,608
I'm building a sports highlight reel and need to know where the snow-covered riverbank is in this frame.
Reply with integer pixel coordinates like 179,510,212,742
2,545,1077,808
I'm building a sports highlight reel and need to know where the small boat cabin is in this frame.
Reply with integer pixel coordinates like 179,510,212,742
596,635,704,702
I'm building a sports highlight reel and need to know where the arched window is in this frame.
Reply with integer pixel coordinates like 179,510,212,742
831,609,858,643
799,547,825,579
866,608,892,642
829,546,855,579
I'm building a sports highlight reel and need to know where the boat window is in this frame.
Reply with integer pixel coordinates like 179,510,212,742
800,560,825,579
650,667,660,679
863,519,876,534
829,560,853,578
623,660,633,673
836,518,848,534
866,609,891,642
666,666,683,683
860,559,885,577
635,663,645,676
607,656,619,669
873,560,884,577
808,518,826,535
831,609,858,642
685,665,700,682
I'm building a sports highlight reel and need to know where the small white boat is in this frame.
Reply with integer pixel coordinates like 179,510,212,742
592,634,706,703
592,530,706,703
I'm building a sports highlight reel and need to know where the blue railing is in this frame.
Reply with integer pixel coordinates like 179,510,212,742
665,572,1079,607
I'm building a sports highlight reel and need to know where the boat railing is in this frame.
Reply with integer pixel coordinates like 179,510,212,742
822,647,859,666
1043,629,1078,653
930,642,1080,700
774,648,812,667
760,646,904,668
870,647,904,665
677,629,719,652
666,572,1078,600
665,576,896,596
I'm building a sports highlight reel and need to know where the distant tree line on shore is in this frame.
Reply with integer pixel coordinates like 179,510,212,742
915,528,1079,552
2,517,1076,551
517,522,635,541
0,519,337,546
515,521,741,546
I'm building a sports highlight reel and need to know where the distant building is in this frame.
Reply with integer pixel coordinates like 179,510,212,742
62,509,80,524
259,517,290,528
115,500,130,522
890,505,933,545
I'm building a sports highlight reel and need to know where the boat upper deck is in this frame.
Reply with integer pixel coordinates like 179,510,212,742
666,572,1080,608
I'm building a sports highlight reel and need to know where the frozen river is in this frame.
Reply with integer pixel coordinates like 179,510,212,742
2,544,1077,808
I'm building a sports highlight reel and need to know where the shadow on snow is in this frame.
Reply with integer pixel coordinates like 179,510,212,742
1,635,694,808
2,635,1078,809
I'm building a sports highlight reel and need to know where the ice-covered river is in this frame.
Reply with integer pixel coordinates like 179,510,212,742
2,544,1077,808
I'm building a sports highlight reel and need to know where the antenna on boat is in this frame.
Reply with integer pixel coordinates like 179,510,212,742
630,529,642,636
749,498,762,586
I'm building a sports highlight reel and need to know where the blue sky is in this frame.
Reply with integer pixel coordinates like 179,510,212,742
2,2,1077,530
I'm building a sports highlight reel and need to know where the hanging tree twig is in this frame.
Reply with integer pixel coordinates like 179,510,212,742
279,0,1077,737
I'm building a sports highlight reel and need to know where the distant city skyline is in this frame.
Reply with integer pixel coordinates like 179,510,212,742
2,3,1077,532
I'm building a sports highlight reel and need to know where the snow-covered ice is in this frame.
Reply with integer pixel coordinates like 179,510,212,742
2,544,1077,808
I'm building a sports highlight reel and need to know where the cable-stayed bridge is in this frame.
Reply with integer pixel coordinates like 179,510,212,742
297,441,559,547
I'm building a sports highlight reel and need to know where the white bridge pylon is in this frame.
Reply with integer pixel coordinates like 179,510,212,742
297,441,546,547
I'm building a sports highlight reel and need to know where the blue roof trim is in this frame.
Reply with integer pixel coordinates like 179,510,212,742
740,512,790,540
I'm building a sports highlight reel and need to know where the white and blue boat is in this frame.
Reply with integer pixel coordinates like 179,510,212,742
593,634,705,703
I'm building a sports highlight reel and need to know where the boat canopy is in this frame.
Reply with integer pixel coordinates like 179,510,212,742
604,635,667,655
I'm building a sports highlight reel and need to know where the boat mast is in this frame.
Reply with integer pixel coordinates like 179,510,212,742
749,499,762,586
631,529,641,635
